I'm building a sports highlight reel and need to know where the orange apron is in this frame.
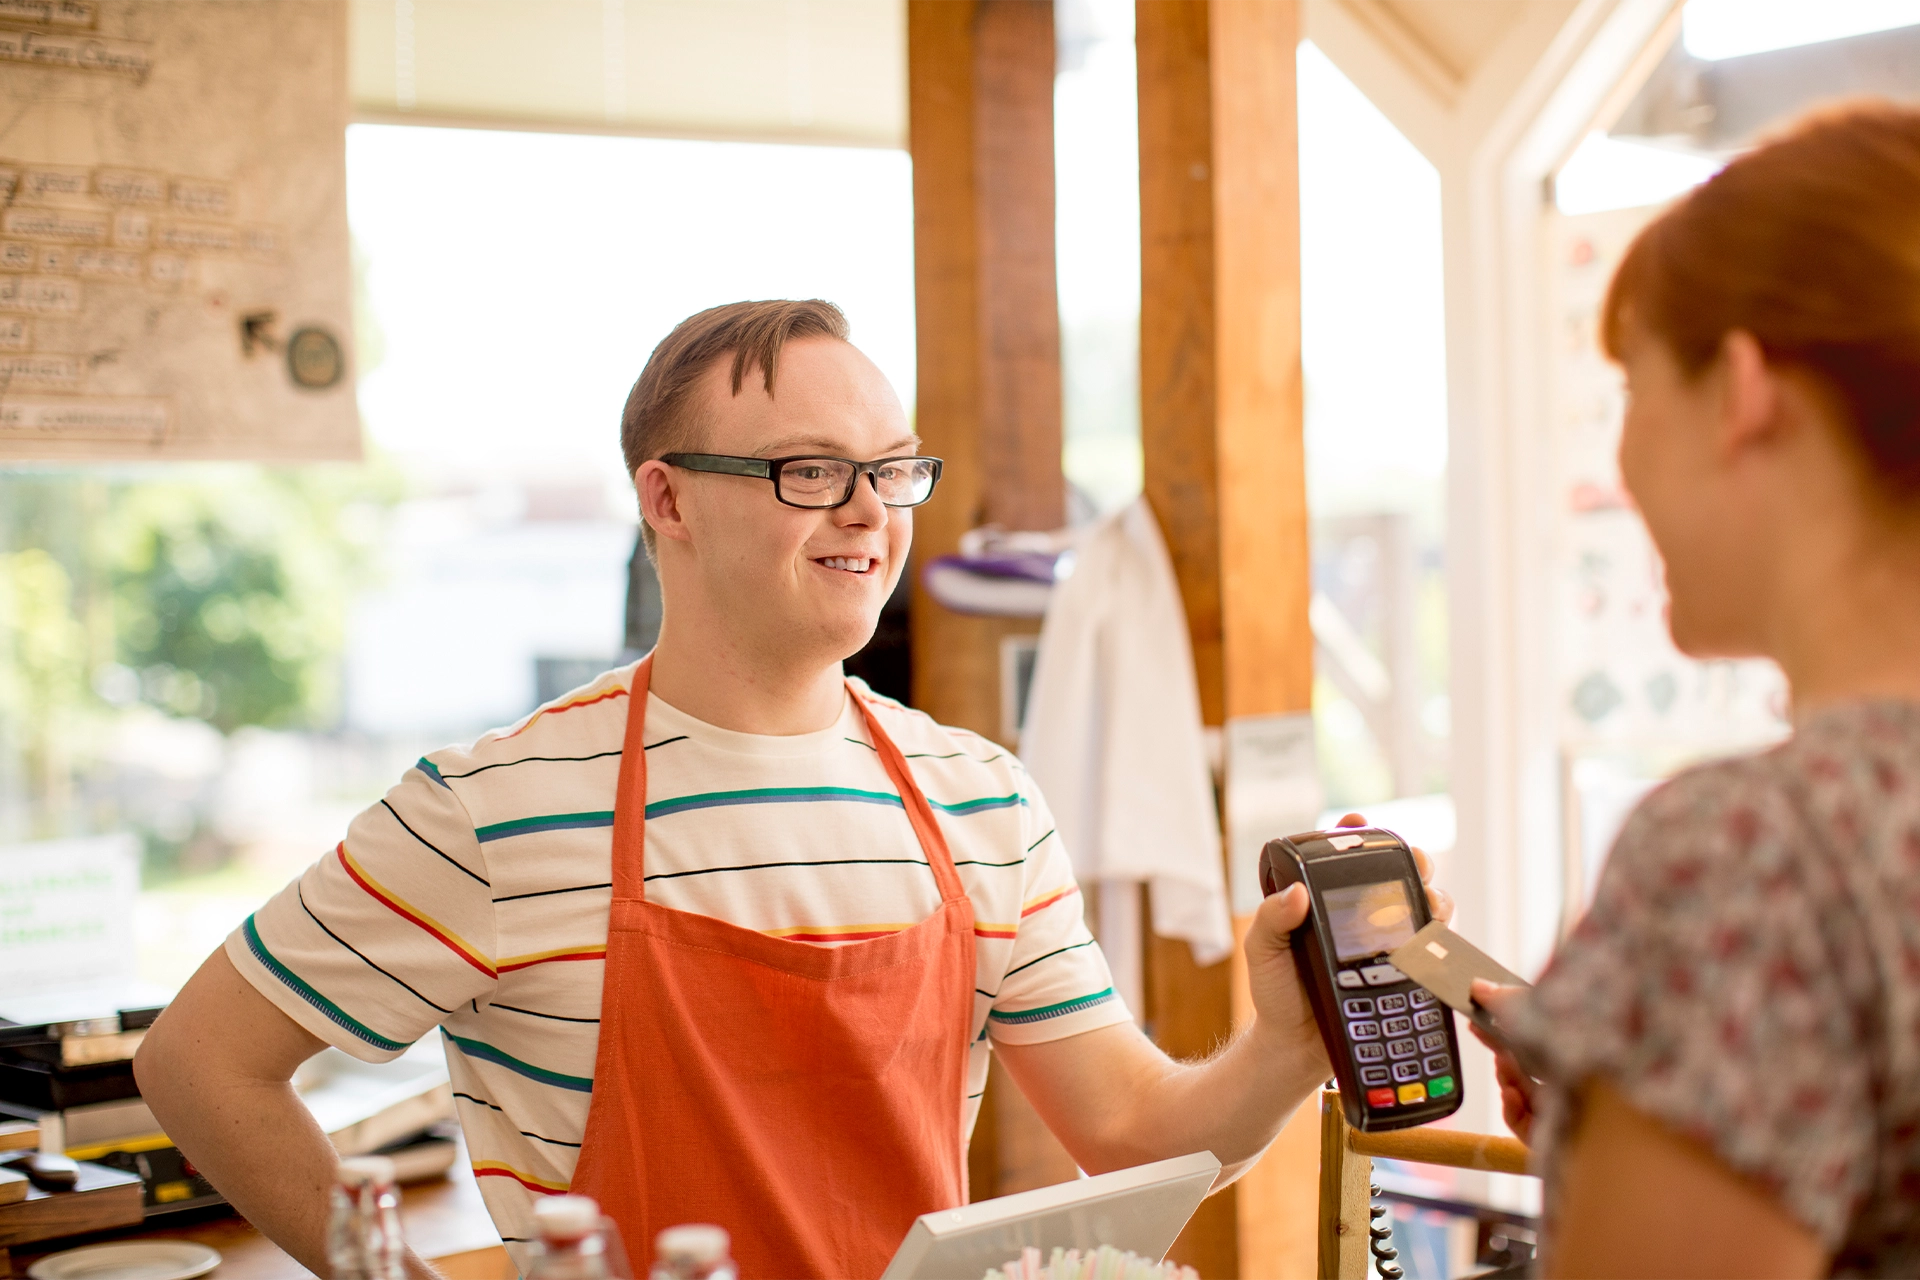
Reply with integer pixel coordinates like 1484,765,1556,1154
571,656,975,1279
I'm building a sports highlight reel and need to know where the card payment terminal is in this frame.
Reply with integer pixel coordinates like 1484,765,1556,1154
1259,827,1463,1132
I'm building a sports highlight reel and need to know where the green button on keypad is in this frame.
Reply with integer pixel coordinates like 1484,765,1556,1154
1427,1074,1455,1098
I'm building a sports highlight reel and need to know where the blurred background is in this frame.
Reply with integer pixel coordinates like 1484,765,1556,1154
7,0,1915,1010
7,0,1920,1270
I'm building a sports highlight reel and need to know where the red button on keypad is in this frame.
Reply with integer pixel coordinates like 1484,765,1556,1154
1366,1087,1397,1109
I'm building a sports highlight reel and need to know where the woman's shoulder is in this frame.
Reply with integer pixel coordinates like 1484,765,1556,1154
1778,699,1920,839
1538,702,1920,1022
1522,703,1920,1258
1609,700,1920,890
1599,744,1805,896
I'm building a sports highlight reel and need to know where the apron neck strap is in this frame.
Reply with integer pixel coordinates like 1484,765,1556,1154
609,654,655,903
610,657,967,906
847,686,966,905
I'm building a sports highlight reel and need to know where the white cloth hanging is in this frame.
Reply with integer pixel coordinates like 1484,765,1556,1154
1020,497,1234,1019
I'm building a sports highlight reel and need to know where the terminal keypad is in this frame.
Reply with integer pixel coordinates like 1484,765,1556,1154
1344,979,1455,1114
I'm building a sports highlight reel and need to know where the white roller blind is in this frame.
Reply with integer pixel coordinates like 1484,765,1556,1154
350,0,906,148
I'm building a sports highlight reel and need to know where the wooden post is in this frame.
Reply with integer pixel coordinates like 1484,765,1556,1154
907,0,1064,747
1317,1092,1373,1280
907,0,1073,1202
1137,1,1314,1275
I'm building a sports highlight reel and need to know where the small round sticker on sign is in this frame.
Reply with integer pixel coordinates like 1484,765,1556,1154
285,325,344,390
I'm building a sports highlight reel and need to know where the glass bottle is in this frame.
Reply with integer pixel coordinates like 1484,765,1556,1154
527,1194,634,1280
328,1155,406,1280
649,1225,735,1280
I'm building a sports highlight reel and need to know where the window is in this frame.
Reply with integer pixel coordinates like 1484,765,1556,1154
0,124,914,1004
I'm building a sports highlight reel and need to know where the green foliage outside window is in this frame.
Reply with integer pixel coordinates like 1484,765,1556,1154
0,463,398,838
100,469,390,733
0,546,92,828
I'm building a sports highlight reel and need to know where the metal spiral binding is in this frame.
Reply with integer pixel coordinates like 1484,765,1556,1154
1369,1184,1402,1280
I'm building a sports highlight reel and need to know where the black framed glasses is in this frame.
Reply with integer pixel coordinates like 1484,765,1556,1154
661,452,944,510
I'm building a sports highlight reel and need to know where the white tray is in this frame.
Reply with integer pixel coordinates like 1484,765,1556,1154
881,1151,1221,1280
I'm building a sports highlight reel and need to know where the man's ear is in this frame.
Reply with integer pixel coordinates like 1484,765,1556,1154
636,460,693,546
1717,329,1781,460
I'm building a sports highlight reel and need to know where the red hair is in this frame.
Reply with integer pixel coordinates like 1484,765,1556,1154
1602,100,1920,496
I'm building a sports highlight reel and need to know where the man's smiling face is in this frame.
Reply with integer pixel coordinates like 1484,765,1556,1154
653,336,916,669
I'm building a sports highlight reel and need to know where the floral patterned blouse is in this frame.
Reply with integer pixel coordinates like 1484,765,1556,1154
1506,701,1920,1276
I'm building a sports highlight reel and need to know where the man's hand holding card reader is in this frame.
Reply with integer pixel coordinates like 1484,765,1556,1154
1258,827,1463,1132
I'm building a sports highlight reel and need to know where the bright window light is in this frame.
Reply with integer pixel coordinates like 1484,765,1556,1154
1298,41,1447,493
1054,0,1143,513
1555,132,1723,216
348,125,915,488
1683,0,1920,61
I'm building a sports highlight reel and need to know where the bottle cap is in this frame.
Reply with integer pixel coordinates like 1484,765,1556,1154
534,1194,603,1241
655,1225,729,1265
335,1156,397,1188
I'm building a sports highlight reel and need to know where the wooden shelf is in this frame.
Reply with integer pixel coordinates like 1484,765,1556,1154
0,1160,145,1248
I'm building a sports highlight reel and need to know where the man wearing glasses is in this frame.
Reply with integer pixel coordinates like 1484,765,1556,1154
137,300,1442,1279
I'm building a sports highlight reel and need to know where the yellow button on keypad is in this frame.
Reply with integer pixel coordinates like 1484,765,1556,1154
1397,1082,1427,1105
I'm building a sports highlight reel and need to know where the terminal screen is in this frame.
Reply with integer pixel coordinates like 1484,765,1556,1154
1323,880,1416,962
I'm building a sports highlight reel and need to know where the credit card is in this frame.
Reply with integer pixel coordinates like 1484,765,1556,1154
1389,921,1528,1021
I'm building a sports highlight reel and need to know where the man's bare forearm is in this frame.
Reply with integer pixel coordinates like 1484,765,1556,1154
141,1060,340,1271
134,949,439,1277
1119,1016,1327,1183
996,1015,1328,1186
998,848,1449,1187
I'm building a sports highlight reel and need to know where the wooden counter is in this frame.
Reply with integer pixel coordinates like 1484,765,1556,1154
2,1136,511,1280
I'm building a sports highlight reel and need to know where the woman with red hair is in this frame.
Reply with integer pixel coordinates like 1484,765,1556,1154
1480,101,1920,1277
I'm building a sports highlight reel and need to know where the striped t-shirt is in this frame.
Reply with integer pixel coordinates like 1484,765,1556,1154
226,666,1126,1256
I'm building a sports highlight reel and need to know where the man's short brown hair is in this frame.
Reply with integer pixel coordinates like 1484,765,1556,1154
622,299,850,551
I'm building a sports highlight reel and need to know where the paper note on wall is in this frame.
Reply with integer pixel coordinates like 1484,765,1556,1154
0,833,140,1011
0,1,355,461
1224,713,1323,916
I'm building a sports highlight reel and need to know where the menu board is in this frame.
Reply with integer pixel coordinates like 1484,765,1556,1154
0,0,356,460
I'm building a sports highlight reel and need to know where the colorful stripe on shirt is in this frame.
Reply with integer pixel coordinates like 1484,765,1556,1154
497,945,608,972
989,988,1120,1025
1022,885,1079,917
471,1162,570,1194
972,885,1082,940
445,1032,594,1092
336,843,497,978
930,793,1027,815
241,915,410,1052
648,785,901,820
474,811,615,843
498,684,630,740
764,921,916,942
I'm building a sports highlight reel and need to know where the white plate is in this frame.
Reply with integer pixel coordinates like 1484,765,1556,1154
27,1241,220,1280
